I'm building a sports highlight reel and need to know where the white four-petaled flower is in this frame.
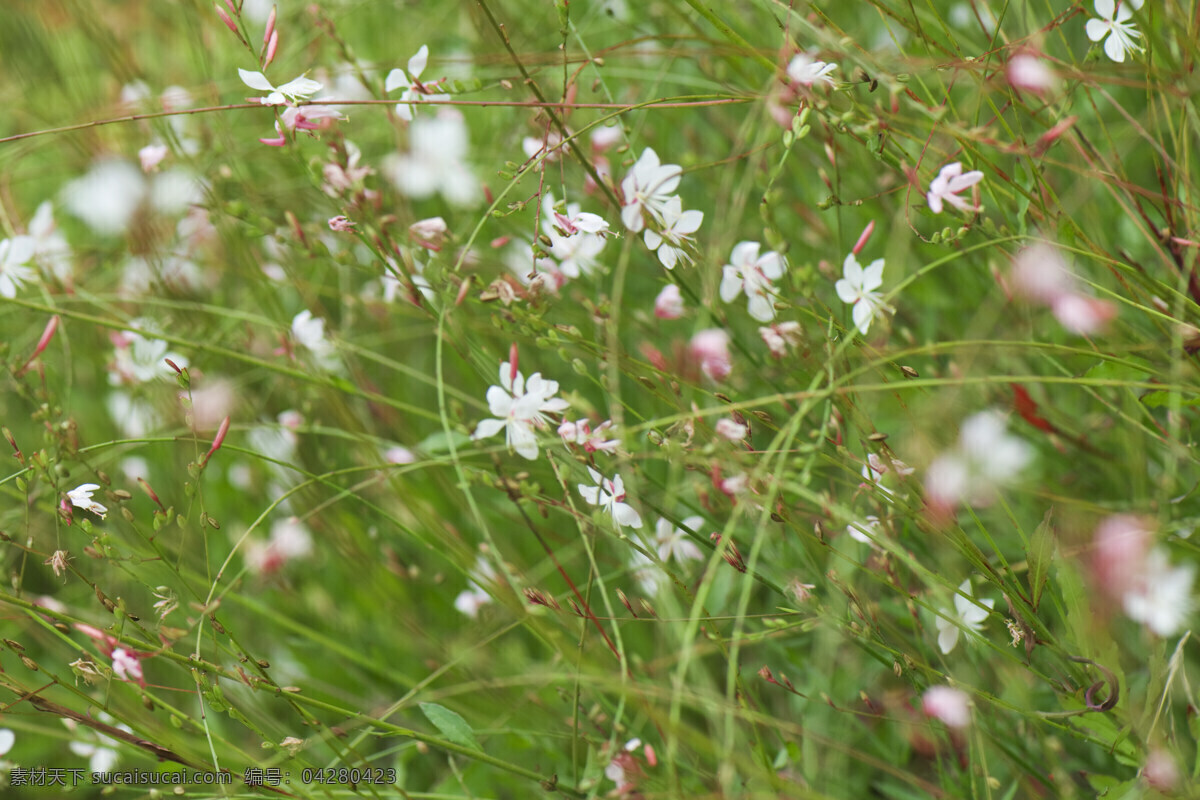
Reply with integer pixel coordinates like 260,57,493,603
835,253,890,335
385,44,429,122
926,162,984,215
238,69,323,106
936,579,993,654
1085,0,1144,63
719,241,787,322
644,196,703,270
578,467,643,528
655,516,704,562
473,361,570,460
68,484,108,520
0,236,36,298
786,52,838,86
620,148,682,233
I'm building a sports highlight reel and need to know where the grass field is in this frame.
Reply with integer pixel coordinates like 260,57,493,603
1,0,1199,797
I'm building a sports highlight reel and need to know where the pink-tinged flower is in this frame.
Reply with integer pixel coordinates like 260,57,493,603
386,44,430,122
558,419,620,454
138,143,169,172
111,648,145,686
238,69,323,106
473,360,570,460
654,284,685,319
328,215,356,232
786,578,816,602
281,104,345,131
1143,748,1180,791
759,321,802,357
720,241,787,322
245,517,314,575
0,236,36,298
925,410,1032,511
786,52,837,86
655,516,704,562
409,216,448,249
67,484,108,520
385,446,417,464
715,418,747,441
1011,243,1116,335
845,515,881,547
523,130,564,161
1051,293,1117,335
1085,0,1144,63
578,467,643,528
1123,548,1194,637
1091,514,1154,600
835,253,890,335
382,110,479,207
322,142,373,195
926,162,984,214
688,328,732,381
1006,53,1058,94
644,196,703,270
620,148,682,233
935,579,994,654
922,686,971,728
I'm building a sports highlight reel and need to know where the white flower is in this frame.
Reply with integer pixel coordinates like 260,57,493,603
922,686,971,728
66,714,128,773
620,148,682,233
0,236,36,298
291,310,339,370
935,579,994,654
0,727,14,757
655,516,704,562
715,418,747,441
926,162,984,214
719,241,787,322
28,201,73,281
578,467,643,528
385,44,429,122
109,322,189,385
67,484,108,520
644,196,703,270
542,195,609,278
473,361,570,460
1085,0,1144,63
835,253,890,335
238,69,323,105
1122,548,1194,636
382,110,478,206
924,411,1032,509
846,515,881,546
455,555,497,618
786,52,837,86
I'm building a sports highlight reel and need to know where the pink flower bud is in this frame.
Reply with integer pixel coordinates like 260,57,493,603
138,143,169,172
214,3,239,35
328,215,356,232
688,329,732,382
852,220,875,255
264,29,279,69
654,284,684,319
1007,53,1058,95
263,5,277,45
922,686,970,728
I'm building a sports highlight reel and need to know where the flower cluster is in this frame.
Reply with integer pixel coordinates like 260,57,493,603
472,358,570,460
621,148,704,269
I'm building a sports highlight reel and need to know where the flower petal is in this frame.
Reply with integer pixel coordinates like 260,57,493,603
408,44,429,78
238,69,275,92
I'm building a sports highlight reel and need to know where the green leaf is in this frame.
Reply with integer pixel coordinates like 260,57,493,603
1026,509,1055,609
1083,358,1152,384
419,702,481,751
1141,390,1200,408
